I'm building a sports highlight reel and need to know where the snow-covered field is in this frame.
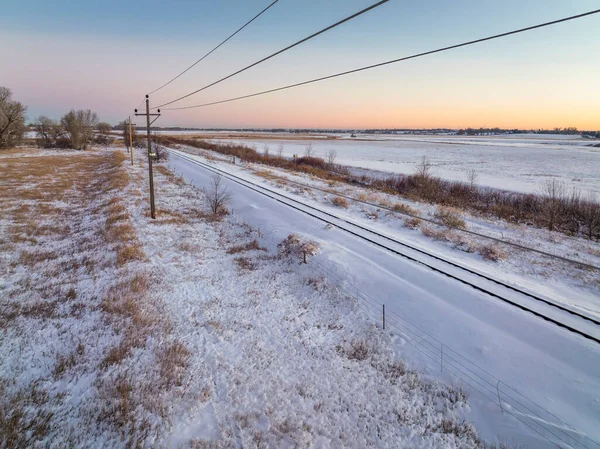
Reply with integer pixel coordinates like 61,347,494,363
2,146,599,448
157,132,600,196
0,147,488,448
163,145,600,449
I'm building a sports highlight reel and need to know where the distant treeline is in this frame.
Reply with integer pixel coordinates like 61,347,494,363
118,125,600,138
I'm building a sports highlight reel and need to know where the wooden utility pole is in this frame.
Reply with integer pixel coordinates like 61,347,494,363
134,95,161,219
128,116,134,166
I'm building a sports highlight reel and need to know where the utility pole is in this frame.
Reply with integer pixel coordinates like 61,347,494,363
135,95,161,219
128,116,134,166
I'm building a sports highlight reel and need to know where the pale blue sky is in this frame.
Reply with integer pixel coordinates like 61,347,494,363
1,0,599,128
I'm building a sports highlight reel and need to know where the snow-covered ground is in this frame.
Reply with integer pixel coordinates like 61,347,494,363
3,146,598,448
162,146,600,449
177,133,600,196
0,147,491,448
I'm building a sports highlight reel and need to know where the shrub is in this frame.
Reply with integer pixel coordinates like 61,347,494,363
434,206,466,229
277,234,319,262
204,174,232,215
479,244,508,262
404,217,421,229
392,202,418,216
331,196,349,208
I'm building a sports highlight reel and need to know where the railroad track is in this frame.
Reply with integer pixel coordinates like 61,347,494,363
166,147,600,345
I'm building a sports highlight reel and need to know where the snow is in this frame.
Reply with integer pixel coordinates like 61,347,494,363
163,147,600,449
3,146,599,448
192,133,600,196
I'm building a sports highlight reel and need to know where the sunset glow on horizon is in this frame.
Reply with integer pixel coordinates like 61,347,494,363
2,0,599,130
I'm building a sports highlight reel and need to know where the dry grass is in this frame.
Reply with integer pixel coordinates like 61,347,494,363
227,239,266,254
154,164,186,187
479,244,509,262
404,217,421,229
116,244,145,266
158,341,190,389
421,226,455,242
331,196,349,208
434,206,466,229
392,202,418,216
234,256,256,271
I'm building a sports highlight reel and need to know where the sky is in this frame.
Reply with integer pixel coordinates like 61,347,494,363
1,0,599,129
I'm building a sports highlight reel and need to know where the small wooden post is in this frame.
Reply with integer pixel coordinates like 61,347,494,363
382,304,385,330
303,251,307,264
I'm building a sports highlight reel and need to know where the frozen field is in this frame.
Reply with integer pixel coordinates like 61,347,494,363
158,132,600,196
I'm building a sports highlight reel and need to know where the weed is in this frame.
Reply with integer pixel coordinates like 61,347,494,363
331,196,349,208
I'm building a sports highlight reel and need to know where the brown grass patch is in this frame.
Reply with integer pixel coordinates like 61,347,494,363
404,217,421,229
331,196,349,208
479,244,508,262
116,244,145,266
105,223,136,244
227,239,266,254
392,202,418,216
16,250,59,267
234,257,256,271
434,206,466,229
158,341,190,389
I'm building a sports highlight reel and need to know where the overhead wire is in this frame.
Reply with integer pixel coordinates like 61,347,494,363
154,0,390,109
147,0,281,96
162,8,600,110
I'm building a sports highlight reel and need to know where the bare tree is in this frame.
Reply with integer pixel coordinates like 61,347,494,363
583,192,600,240
414,156,433,180
263,144,270,158
277,144,284,158
118,119,139,149
205,174,232,215
304,142,314,157
61,109,99,150
97,122,112,147
35,115,56,147
466,168,478,191
326,149,337,166
539,178,566,231
151,136,169,163
0,87,27,149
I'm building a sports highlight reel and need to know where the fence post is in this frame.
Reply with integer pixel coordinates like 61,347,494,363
382,304,385,330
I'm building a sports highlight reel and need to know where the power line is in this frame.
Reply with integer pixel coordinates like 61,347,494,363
154,0,390,109
163,8,600,111
147,0,281,96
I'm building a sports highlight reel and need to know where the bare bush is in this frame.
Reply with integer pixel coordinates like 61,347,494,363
204,174,232,215
414,156,433,180
434,206,466,229
539,178,566,231
466,169,478,191
304,142,315,157
326,149,337,166
479,244,508,262
404,217,421,229
331,196,349,208
277,144,284,158
583,192,600,240
96,122,112,147
277,234,319,262
61,109,99,150
35,116,56,147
